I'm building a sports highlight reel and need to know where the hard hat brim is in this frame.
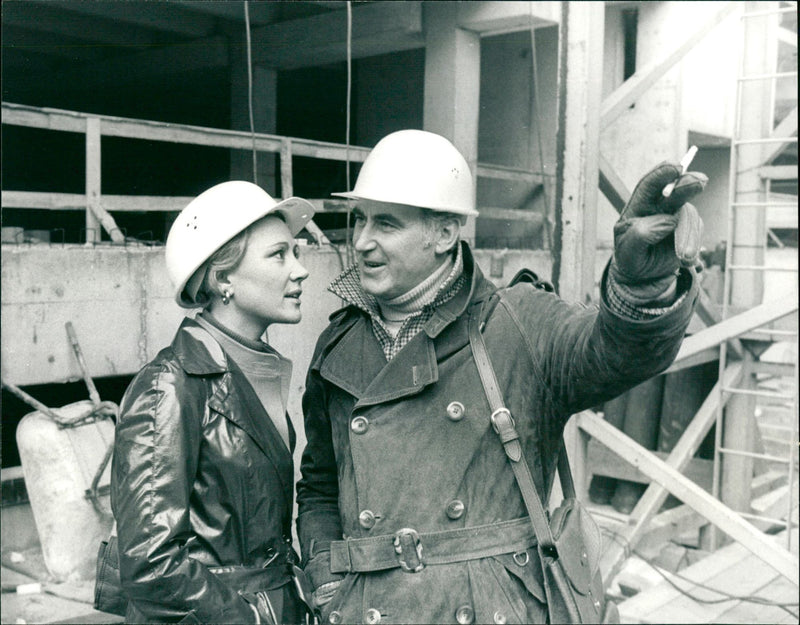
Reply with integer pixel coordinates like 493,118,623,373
331,191,479,217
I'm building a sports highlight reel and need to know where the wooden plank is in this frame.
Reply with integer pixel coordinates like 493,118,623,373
2,103,372,162
553,1,604,303
601,2,739,126
579,411,799,585
1,192,193,212
588,439,713,490
476,163,544,184
674,297,798,362
598,363,742,583
280,139,293,198
477,207,546,224
84,117,102,243
598,153,630,212
664,346,720,374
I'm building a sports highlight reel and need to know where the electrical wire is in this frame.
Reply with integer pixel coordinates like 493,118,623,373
632,549,799,618
601,528,798,616
244,1,258,184
529,4,552,251
344,1,354,267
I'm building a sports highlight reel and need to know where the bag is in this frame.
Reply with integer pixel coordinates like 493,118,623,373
468,303,619,624
94,534,127,616
539,486,619,623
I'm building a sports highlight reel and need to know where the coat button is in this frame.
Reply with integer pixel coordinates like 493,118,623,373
446,401,465,421
351,416,369,434
446,499,465,520
328,611,342,624
365,608,381,624
493,611,508,624
358,509,376,529
455,605,474,624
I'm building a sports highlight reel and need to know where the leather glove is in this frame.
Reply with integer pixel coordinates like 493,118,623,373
303,549,345,612
610,162,707,305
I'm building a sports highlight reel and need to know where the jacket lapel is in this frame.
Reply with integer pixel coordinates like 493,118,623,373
209,366,293,502
172,318,293,499
319,314,389,399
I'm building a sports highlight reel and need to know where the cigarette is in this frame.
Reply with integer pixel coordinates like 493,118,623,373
662,145,698,198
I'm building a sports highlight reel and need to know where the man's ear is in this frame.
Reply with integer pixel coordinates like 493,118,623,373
434,217,461,255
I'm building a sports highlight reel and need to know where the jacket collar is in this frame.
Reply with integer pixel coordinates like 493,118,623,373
171,316,230,375
318,243,497,407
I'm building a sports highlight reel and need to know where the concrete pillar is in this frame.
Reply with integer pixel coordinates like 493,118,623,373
423,2,480,244
229,47,278,195
553,1,604,304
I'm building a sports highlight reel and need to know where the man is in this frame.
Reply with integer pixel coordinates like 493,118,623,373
297,129,705,624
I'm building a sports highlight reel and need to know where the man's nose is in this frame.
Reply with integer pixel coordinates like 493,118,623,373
353,224,376,252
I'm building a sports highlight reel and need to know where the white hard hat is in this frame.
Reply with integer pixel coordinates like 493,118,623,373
333,129,477,216
166,181,314,308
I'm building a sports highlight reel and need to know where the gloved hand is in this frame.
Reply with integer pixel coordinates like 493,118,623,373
610,162,707,305
303,549,345,613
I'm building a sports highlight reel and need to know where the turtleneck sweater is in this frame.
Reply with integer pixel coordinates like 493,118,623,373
377,254,455,338
195,312,292,450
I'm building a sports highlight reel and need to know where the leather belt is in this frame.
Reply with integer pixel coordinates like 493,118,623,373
329,517,537,574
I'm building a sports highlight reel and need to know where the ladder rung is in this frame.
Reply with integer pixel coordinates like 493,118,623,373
721,386,794,400
728,264,799,272
732,201,799,208
717,447,792,464
738,71,798,82
733,136,799,145
743,6,799,19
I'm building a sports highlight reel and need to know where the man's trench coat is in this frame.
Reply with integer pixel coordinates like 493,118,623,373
297,244,697,624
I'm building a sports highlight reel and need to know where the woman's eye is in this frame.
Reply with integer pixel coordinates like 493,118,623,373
293,246,301,260
272,249,286,260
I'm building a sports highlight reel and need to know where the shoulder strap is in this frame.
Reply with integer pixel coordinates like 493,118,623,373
468,303,574,555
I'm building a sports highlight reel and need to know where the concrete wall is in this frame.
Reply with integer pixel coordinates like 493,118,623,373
2,242,563,497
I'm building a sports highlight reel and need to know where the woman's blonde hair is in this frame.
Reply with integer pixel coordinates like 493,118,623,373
192,213,288,308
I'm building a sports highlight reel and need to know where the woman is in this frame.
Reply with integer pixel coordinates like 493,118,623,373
110,181,314,624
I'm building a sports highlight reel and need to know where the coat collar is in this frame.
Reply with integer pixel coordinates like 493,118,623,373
318,243,497,408
171,316,230,375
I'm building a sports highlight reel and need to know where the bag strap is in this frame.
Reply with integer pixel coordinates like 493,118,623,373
468,302,574,556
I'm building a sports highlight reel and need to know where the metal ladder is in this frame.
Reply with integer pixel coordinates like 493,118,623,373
712,1,799,551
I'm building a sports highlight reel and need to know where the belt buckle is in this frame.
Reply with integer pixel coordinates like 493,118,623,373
393,528,424,573
490,408,514,434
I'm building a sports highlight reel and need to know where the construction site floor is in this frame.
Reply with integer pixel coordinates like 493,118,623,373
1,548,122,625
617,526,799,624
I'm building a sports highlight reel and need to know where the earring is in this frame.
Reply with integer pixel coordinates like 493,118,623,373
222,289,233,305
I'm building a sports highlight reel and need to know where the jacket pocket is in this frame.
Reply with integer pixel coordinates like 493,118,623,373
486,552,547,624
319,573,358,624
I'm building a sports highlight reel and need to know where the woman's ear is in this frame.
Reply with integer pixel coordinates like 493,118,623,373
207,268,232,299
434,217,461,255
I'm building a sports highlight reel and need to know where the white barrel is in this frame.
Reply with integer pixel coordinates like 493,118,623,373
16,400,114,581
